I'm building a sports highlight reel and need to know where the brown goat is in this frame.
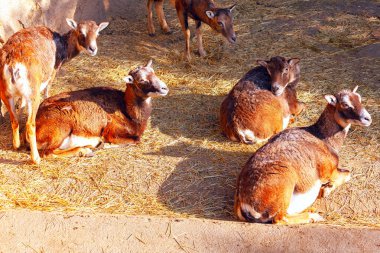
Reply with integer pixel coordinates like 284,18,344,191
0,19,109,164
35,60,168,158
220,56,305,144
147,0,236,61
234,87,372,224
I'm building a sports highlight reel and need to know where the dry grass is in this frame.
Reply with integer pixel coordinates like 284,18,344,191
0,0,379,226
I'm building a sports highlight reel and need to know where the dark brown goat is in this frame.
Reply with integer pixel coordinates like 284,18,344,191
220,56,305,144
147,0,236,61
0,19,109,164
35,60,168,158
234,87,372,224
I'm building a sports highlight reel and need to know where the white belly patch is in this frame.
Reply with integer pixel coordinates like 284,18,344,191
238,129,256,143
282,115,290,130
59,135,101,150
287,180,321,215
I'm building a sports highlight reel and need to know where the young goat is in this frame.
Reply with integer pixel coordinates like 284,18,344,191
234,87,372,224
147,0,236,61
0,19,109,164
220,56,305,144
35,60,168,158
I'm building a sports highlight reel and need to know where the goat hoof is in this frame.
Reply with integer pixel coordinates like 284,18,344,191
32,156,41,165
185,54,192,62
310,213,324,223
198,50,207,57
149,33,156,37
164,30,173,35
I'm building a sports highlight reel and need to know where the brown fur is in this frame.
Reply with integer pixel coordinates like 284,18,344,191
147,0,236,60
220,56,304,144
0,19,109,164
234,88,372,224
35,61,169,158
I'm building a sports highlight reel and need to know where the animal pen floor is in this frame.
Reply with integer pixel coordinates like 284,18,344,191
0,0,379,227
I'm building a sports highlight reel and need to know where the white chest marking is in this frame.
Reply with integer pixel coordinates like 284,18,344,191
59,135,101,150
287,180,321,215
282,115,290,130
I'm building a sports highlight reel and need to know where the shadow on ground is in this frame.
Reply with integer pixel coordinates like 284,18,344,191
151,93,227,141
150,142,252,219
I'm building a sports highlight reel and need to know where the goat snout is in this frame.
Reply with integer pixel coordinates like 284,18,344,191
88,45,98,56
158,84,169,96
360,110,372,126
229,34,237,44
272,84,284,96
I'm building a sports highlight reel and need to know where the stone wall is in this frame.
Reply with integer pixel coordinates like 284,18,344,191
0,0,135,40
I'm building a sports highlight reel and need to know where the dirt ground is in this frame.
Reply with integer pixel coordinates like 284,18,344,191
0,0,379,230
1,210,379,252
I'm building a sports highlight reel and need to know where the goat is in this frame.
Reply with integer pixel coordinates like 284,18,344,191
35,60,168,158
220,56,305,144
234,87,372,224
0,19,109,164
147,0,236,61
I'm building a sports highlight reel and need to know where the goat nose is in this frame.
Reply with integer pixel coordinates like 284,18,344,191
360,110,372,126
89,46,97,52
231,35,237,43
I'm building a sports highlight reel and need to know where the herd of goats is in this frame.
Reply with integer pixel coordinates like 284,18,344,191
0,0,373,224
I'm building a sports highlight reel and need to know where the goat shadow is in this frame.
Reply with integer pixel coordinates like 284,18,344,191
151,93,227,141
149,141,252,220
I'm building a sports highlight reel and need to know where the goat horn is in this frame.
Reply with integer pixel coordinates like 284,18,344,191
352,85,359,93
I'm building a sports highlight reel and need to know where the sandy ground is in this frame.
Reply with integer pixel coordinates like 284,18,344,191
0,210,379,252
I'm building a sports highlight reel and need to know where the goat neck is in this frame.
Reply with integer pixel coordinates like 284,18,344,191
124,84,152,124
308,104,348,152
54,30,80,67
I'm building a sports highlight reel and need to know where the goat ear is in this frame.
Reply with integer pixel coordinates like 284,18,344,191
123,75,133,84
288,58,300,66
146,59,153,68
325,95,337,106
257,60,267,68
352,85,359,93
206,10,215,19
66,18,77,29
228,4,236,12
98,22,109,33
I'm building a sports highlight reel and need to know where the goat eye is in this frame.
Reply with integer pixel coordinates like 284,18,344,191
217,22,224,27
284,68,289,73
341,103,351,108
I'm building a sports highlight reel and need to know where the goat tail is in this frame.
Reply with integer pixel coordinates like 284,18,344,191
234,193,255,222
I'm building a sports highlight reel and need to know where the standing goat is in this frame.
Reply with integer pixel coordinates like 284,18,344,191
35,60,168,158
234,87,372,224
220,56,305,144
147,0,236,61
0,19,109,164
